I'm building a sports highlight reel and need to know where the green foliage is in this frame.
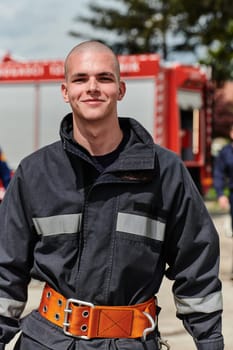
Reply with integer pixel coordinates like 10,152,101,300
69,0,187,57
69,0,233,85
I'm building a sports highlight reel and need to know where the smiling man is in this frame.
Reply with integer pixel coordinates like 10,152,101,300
61,41,126,156
0,41,224,350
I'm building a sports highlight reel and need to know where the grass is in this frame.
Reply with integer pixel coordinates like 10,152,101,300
204,187,230,215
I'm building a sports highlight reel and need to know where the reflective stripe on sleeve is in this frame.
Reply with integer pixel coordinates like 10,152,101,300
33,213,82,236
0,297,25,318
116,212,166,241
174,291,223,315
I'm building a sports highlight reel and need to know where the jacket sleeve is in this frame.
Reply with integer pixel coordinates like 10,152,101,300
164,159,224,350
0,164,36,345
213,149,227,197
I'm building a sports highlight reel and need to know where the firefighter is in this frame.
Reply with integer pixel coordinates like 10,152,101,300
0,147,11,201
0,41,223,349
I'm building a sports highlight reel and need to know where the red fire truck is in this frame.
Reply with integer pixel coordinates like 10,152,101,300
0,53,213,196
118,54,213,194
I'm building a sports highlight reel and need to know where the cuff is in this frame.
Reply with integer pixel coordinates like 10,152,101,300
195,337,224,350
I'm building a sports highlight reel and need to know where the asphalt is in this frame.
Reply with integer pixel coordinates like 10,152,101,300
6,212,233,350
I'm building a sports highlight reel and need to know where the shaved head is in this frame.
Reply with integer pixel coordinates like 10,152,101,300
64,41,120,81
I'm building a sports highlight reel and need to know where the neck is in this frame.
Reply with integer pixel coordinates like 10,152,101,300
72,116,123,156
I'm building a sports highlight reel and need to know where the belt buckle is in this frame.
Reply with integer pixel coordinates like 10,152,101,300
63,298,94,339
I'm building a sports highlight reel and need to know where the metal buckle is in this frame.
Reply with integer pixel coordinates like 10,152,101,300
142,311,157,341
63,298,94,339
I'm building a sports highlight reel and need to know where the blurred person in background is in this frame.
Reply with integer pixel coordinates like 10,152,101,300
213,123,233,279
0,146,11,201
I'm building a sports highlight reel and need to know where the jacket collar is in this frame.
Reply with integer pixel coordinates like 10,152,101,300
59,113,156,171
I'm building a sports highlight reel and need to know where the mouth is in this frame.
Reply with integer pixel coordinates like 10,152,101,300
83,98,104,102
82,99,105,106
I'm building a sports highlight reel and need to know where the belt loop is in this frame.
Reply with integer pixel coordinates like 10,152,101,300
142,311,156,341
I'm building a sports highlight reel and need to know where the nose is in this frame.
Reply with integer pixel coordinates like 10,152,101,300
87,77,99,92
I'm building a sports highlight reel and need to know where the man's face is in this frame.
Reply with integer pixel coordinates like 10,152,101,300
61,50,125,123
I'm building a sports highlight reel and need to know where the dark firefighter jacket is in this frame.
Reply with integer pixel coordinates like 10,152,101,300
0,115,223,350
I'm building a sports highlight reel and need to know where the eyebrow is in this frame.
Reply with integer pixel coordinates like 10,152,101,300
98,72,115,78
70,73,86,79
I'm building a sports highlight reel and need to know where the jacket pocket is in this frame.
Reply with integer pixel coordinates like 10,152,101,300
19,311,74,350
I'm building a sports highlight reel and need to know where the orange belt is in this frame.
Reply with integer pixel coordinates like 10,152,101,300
38,284,157,340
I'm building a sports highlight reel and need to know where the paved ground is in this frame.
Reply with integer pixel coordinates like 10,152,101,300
6,212,233,349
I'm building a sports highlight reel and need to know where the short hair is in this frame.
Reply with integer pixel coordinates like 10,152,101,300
64,41,120,81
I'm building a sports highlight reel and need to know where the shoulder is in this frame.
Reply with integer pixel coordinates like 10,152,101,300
154,143,182,165
152,144,191,187
19,141,63,171
218,143,233,158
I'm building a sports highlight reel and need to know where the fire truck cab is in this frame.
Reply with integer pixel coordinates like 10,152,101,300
118,54,213,194
164,63,213,193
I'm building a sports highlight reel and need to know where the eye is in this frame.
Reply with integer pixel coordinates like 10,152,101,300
71,74,88,83
98,73,115,83
99,77,112,82
73,77,87,83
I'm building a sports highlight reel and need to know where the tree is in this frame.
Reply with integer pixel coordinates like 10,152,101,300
174,0,233,86
69,0,233,86
69,0,186,59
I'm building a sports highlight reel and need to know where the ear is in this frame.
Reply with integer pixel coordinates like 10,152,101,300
61,82,69,103
118,81,126,101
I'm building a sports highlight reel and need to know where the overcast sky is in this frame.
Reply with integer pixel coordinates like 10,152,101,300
0,0,199,64
0,0,95,167
0,0,91,61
